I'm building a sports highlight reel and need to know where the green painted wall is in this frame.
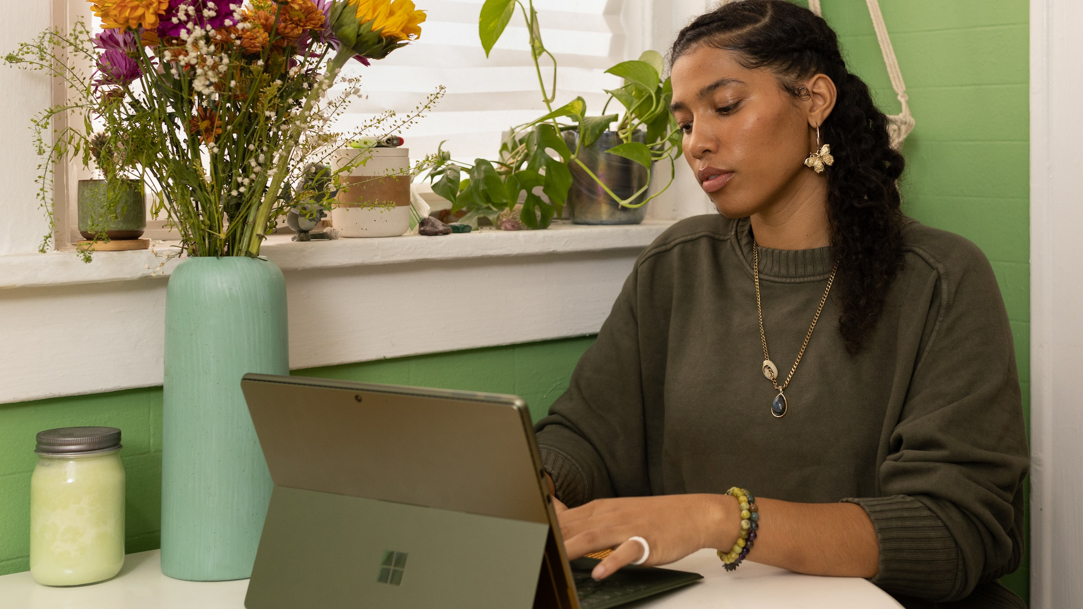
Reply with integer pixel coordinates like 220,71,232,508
796,0,1031,601
0,337,595,577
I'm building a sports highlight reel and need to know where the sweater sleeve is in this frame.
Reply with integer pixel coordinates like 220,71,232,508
844,240,1029,603
534,266,651,507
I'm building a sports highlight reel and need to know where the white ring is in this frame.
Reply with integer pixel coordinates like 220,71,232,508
627,536,650,565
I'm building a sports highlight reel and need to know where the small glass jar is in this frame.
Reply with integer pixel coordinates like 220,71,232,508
30,426,125,586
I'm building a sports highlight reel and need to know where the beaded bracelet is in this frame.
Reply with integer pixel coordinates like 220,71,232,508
716,487,758,572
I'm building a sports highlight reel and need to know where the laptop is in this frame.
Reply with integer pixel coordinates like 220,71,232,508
240,374,702,609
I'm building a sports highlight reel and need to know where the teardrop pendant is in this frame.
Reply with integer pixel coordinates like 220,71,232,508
771,392,788,418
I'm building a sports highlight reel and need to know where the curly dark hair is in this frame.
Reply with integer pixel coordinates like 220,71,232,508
669,0,906,354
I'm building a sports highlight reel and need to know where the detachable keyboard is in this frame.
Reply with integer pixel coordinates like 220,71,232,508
569,557,703,609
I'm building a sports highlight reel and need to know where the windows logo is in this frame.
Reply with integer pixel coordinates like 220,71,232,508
378,550,408,586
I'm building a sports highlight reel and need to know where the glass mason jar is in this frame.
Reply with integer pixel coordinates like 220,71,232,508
30,427,125,586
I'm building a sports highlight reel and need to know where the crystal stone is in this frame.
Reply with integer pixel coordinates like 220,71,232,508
771,393,788,418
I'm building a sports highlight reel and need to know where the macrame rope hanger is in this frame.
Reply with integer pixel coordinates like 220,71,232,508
807,0,914,150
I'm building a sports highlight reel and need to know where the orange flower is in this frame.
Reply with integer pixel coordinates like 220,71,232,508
89,0,170,31
237,22,270,54
241,0,326,50
282,0,326,36
188,107,223,144
140,28,160,47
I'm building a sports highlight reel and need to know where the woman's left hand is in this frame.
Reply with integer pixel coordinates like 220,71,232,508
557,494,737,580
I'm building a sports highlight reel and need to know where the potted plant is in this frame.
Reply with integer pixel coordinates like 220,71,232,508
77,131,147,251
420,0,681,229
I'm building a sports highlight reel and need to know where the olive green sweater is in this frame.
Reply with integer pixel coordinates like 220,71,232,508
535,215,1028,608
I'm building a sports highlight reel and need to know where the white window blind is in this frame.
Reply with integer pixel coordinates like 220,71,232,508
336,0,628,166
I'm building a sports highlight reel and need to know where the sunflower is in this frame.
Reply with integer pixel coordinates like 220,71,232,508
379,0,425,41
348,0,425,41
328,0,424,62
89,0,170,31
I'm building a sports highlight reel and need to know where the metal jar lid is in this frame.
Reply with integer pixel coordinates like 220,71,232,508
36,427,122,455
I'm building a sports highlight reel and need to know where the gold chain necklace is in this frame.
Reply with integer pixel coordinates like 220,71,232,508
753,240,839,418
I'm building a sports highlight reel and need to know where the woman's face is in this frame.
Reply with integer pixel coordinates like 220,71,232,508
670,45,815,219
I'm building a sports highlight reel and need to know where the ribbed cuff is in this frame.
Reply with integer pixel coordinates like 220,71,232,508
541,447,589,508
843,495,961,601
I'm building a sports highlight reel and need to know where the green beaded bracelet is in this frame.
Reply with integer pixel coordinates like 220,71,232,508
716,487,758,572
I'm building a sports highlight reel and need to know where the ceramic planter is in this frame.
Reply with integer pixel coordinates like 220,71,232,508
161,256,288,581
331,147,412,237
77,179,146,240
564,131,649,225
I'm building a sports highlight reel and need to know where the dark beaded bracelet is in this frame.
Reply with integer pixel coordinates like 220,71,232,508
717,487,758,572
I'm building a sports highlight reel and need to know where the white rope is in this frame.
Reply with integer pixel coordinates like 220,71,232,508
806,0,912,150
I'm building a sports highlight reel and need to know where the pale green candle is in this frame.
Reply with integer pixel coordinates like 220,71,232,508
30,427,125,587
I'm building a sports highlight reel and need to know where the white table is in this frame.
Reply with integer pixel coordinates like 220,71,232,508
0,549,903,608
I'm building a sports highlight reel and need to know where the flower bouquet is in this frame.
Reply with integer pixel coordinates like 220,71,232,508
6,0,430,257
7,0,435,582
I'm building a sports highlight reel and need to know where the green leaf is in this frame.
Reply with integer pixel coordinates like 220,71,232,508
668,125,684,154
606,60,660,93
531,97,586,125
452,182,478,212
479,0,517,57
506,168,543,208
605,84,640,114
471,158,509,205
538,124,572,161
542,156,572,208
529,6,545,59
520,192,553,229
645,107,673,146
514,168,544,191
638,50,665,77
504,172,521,204
527,124,571,172
606,142,653,168
578,114,618,149
432,165,460,203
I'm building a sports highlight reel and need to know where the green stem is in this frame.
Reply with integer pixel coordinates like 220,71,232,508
246,47,355,256
572,156,647,206
521,0,555,113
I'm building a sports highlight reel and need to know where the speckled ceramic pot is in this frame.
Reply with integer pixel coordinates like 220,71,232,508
77,179,145,240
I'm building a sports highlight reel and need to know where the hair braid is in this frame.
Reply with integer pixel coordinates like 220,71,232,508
669,0,905,354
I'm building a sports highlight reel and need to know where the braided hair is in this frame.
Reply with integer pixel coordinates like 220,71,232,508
670,0,906,354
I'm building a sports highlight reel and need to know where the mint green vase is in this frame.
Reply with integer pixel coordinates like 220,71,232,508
161,257,288,581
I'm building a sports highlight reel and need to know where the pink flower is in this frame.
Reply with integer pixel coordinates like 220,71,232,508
97,49,142,87
94,30,142,87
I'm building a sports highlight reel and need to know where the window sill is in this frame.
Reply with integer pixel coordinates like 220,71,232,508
0,220,672,290
0,221,673,404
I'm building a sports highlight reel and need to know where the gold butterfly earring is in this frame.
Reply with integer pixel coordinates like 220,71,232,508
804,126,834,174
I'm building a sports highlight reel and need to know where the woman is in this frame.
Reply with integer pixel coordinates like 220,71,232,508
533,1,1028,607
